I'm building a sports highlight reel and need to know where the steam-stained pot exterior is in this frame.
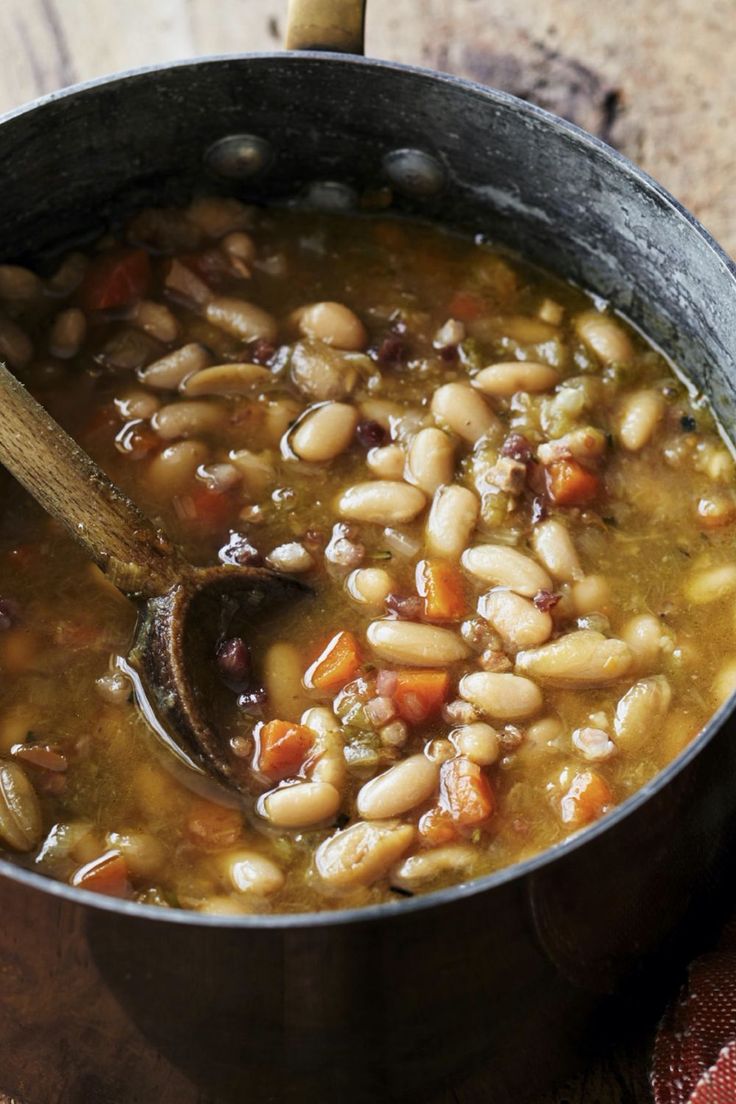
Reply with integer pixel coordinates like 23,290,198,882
0,52,735,1103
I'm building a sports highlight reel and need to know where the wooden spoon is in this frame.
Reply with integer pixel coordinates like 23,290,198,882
0,362,308,792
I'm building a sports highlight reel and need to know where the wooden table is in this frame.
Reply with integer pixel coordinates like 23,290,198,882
0,2,733,1101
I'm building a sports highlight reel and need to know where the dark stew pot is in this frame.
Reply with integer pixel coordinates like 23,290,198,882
1,3,736,1102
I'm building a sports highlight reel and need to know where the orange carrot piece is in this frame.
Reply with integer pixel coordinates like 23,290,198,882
254,720,315,781
449,290,484,321
304,630,362,691
71,850,131,898
393,669,450,724
439,757,495,825
184,485,234,530
559,770,612,828
416,559,467,621
545,458,600,506
418,807,459,846
187,798,243,850
80,248,151,311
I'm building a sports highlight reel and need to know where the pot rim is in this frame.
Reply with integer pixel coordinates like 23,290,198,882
1,49,735,929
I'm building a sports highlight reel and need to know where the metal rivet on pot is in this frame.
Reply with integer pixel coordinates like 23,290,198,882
302,181,357,211
382,149,445,197
205,134,273,179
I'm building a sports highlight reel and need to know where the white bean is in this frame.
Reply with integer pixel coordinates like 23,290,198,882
405,428,455,495
684,563,736,605
575,310,634,363
152,401,225,440
139,343,211,390
572,575,612,616
0,317,32,368
221,231,257,273
106,831,165,877
49,308,86,359
359,398,403,430
462,544,552,597
0,760,42,851
391,845,477,888
450,722,500,765
301,711,346,789
613,676,672,751
257,397,296,441
229,448,276,496
537,426,607,466
266,543,314,573
130,300,179,343
434,318,466,348
290,340,358,402
147,439,209,494
263,642,312,721
315,820,415,888
366,620,470,665
289,402,359,462
357,755,439,819
472,361,560,396
515,630,632,688
459,671,542,720
426,485,480,560
621,613,669,672
0,265,42,301
204,296,277,342
114,389,160,420
187,196,254,238
532,519,582,582
259,781,341,828
367,444,405,480
431,382,499,443
477,588,552,649
295,302,367,351
221,850,285,895
181,362,272,396
337,481,426,525
618,390,665,451
347,568,394,608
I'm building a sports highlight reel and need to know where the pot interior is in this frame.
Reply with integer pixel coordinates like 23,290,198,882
1,53,734,426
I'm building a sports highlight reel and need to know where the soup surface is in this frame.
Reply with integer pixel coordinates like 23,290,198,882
0,197,734,914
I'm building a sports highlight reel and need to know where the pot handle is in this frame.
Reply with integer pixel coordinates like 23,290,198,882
285,0,366,54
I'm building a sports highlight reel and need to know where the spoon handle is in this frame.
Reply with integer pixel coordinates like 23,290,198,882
0,363,181,596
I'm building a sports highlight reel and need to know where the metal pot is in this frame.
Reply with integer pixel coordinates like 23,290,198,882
1,3,736,1101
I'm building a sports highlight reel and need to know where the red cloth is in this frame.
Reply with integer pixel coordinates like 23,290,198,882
653,925,736,1104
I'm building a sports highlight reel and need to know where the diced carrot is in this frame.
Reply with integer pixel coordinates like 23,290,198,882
254,719,315,781
187,798,243,850
545,458,601,506
418,807,459,846
393,669,450,724
304,630,362,691
448,290,484,321
439,757,495,825
559,770,612,828
415,559,467,621
80,248,151,311
70,850,131,898
180,485,234,530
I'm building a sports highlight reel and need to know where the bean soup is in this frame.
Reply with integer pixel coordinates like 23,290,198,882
0,196,734,913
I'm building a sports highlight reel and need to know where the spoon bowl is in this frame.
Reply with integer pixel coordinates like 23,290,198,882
132,563,310,788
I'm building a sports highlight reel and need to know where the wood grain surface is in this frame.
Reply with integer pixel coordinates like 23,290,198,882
0,2,732,1102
